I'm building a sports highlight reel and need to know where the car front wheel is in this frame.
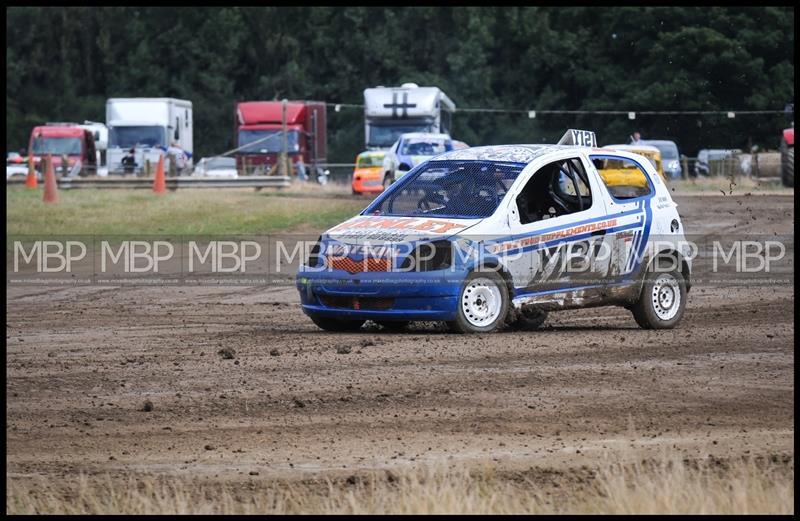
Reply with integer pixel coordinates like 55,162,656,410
631,268,687,329
447,270,509,334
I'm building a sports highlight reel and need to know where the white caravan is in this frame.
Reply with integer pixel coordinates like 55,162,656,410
106,98,193,175
363,83,455,150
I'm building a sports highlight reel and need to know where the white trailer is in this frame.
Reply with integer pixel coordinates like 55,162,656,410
363,83,455,150
106,98,193,175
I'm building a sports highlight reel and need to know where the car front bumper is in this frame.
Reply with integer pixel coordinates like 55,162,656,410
296,268,466,321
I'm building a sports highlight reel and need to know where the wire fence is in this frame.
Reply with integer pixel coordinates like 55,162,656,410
327,102,793,119
10,101,792,185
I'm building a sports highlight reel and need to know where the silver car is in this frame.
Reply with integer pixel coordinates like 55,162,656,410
193,156,238,178
642,140,682,179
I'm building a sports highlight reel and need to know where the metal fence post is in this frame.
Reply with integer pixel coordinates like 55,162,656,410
280,98,289,178
753,151,760,179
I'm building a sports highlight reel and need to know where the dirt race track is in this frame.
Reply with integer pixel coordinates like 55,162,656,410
6,194,794,487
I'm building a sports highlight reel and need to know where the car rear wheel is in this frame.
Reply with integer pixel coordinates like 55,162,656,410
447,271,509,334
309,316,365,332
631,267,687,329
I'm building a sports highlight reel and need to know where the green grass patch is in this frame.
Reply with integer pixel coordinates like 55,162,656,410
7,187,367,236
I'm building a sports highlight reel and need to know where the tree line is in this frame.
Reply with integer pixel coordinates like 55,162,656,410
6,6,794,161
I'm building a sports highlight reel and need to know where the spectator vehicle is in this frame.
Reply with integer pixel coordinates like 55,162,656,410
642,140,682,179
6,152,29,179
296,130,691,333
382,133,453,188
363,83,455,151
234,100,326,176
28,124,98,176
192,156,238,178
107,98,193,175
694,149,742,177
351,151,386,194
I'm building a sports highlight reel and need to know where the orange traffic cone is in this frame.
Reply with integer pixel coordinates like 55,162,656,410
153,154,166,194
43,155,59,204
25,154,38,189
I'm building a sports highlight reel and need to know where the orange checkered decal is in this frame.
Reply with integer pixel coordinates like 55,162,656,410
327,256,391,273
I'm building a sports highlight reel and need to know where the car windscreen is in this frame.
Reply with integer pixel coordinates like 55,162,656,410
109,126,166,148
238,130,299,153
367,123,433,148
31,137,82,155
647,142,679,159
400,138,450,156
364,160,525,219
357,154,384,168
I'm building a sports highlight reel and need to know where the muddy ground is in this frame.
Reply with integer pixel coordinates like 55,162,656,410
6,194,794,489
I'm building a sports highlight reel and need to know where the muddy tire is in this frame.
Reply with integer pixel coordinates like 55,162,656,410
780,139,793,188
447,270,509,334
631,267,687,329
376,320,410,332
510,307,549,331
309,316,365,332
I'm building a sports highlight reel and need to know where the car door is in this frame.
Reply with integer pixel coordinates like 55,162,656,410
586,152,655,281
502,153,612,296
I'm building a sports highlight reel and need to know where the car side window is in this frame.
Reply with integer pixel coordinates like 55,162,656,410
515,157,593,225
591,156,652,200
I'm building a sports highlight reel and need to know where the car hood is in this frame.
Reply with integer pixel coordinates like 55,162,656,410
323,215,483,246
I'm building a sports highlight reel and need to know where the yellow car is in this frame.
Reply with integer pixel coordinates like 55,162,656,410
600,144,666,187
351,151,386,194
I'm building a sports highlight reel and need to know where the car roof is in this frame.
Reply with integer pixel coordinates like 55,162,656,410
434,144,594,164
641,140,678,147
399,132,451,140
603,144,662,154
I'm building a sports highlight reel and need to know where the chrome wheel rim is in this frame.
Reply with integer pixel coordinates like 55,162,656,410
652,273,681,320
462,278,502,327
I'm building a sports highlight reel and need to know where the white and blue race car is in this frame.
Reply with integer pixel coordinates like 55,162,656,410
297,130,692,333
382,133,454,188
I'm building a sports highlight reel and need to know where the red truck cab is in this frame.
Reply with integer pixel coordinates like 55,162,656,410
234,101,326,174
28,125,97,174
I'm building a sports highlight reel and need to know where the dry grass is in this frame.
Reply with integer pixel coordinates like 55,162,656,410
6,184,366,236
6,455,793,514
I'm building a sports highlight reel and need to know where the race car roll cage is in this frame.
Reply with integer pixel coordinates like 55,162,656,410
516,157,593,224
